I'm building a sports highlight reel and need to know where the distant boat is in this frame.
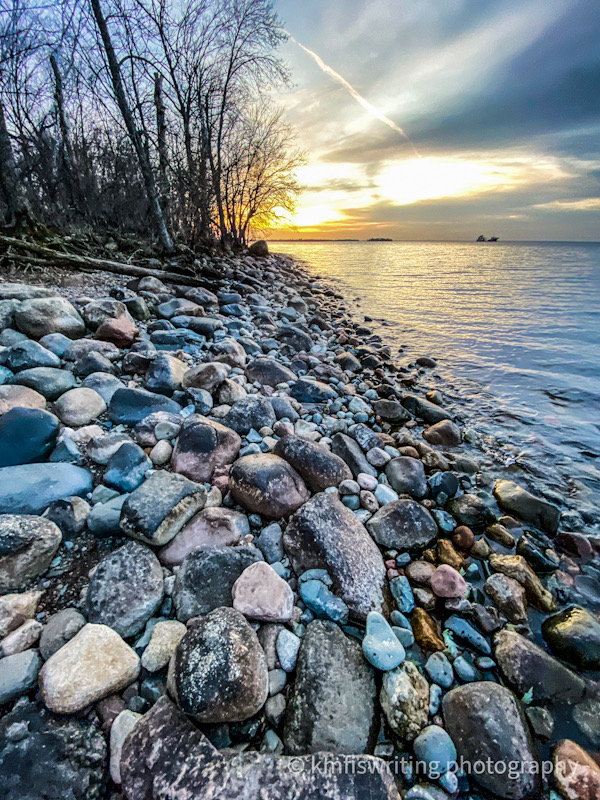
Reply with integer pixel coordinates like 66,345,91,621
367,237,393,242
476,235,499,242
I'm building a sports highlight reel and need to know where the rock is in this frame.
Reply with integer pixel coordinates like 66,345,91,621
380,661,429,742
372,399,411,423
0,700,107,800
86,542,163,637
284,620,377,755
423,419,461,446
430,564,467,598
159,507,249,566
411,608,445,651
120,470,206,546
171,415,241,482
0,515,62,592
290,377,338,403
362,611,405,671
144,354,186,396
95,314,138,347
46,497,90,538
0,408,58,466
63,338,119,362
120,696,401,800
331,432,378,478
172,545,262,621
0,618,42,657
424,652,453,688
447,493,495,530
489,553,556,612
223,396,276,434
573,698,600,746
158,298,203,319
256,521,284,563
11,366,76,400
443,682,540,800
182,361,230,391
141,620,186,672
81,372,122,404
230,454,309,519
300,579,349,624
493,479,560,534
494,629,586,703
150,439,172,465
81,298,128,330
249,239,269,256
245,358,296,386
4,340,61,372
553,739,600,800
108,387,181,426
0,590,42,638
39,623,140,713
274,434,352,491
284,493,386,620
14,297,85,339
232,561,294,622
276,325,313,353
0,649,42,703
39,608,86,660
366,498,437,551
385,457,427,497
276,628,301,672
401,395,452,424
0,463,92,515
54,388,106,427
0,384,46,415
541,606,600,669
485,573,528,623
170,607,268,722
87,493,127,537
110,709,141,784
103,442,152,492
413,725,457,778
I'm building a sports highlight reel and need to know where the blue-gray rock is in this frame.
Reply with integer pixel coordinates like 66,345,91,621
10,367,76,400
290,378,338,404
0,408,58,467
104,442,152,492
81,372,123,404
425,652,453,689
39,609,86,660
413,725,457,778
4,340,60,372
331,432,377,478
401,395,452,424
223,396,276,435
270,396,300,421
0,514,62,592
87,493,128,538
390,576,415,613
444,616,491,655
0,367,13,385
299,579,349,624
108,387,182,426
38,332,72,356
276,628,301,672
367,498,438,551
255,522,284,563
0,649,42,703
385,457,427,498
144,354,186,396
362,611,405,671
0,463,93,514
245,359,296,387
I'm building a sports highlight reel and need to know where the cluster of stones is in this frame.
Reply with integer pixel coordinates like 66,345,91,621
1,248,599,800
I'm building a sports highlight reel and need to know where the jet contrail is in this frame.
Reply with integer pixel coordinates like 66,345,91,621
286,32,421,158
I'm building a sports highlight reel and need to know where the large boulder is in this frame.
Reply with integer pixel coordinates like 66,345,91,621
493,479,560,534
0,463,92,515
86,542,163,637
0,408,58,467
541,605,600,669
121,696,401,800
274,435,352,491
172,545,262,621
108,387,182,426
171,416,241,482
14,297,85,339
366,498,437,551
0,514,62,592
284,493,386,620
159,506,250,566
39,623,140,713
443,682,541,799
170,607,268,722
120,470,206,546
229,454,309,519
284,620,376,755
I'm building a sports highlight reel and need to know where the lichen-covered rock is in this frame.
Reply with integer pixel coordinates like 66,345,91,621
0,515,62,592
14,297,85,339
380,661,429,742
366,498,437,551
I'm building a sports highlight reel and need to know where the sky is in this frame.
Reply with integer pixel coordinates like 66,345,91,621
270,0,600,240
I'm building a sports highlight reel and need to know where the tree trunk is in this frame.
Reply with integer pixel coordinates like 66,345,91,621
153,72,169,204
50,54,80,215
0,95,33,227
89,0,175,255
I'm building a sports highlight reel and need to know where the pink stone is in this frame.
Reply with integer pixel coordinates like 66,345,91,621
159,507,250,566
232,562,294,622
430,564,468,598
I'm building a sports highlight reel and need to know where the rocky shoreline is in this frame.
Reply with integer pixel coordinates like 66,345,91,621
1,246,600,800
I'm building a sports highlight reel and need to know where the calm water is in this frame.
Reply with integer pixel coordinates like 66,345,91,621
274,241,600,528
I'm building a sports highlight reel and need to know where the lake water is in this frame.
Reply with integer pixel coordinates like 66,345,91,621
273,240,600,530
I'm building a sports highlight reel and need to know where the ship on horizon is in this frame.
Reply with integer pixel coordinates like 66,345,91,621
476,235,499,242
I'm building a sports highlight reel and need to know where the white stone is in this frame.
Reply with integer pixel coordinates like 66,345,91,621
141,620,186,672
54,388,107,427
232,561,294,623
149,439,172,466
110,710,142,783
0,618,42,657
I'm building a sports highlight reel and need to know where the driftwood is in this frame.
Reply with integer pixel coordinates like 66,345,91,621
0,234,208,288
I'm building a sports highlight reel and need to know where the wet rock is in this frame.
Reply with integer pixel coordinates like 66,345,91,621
40,623,140,713
423,419,461,446
366,498,437,551
443,682,540,800
121,695,401,800
493,478,560,534
284,493,386,620
0,649,42,703
170,607,268,722
0,515,62,592
430,564,467,598
413,725,457,779
284,620,377,754
172,544,262,621
274,434,352,491
159,506,249,565
485,573,528,623
39,608,86,660
380,660,429,742
223,395,276,434
141,620,186,672
362,611,405,670
54,388,106,427
86,542,163,637
108,386,182,426
245,358,296,386
0,408,58,467
401,395,452,424
0,700,107,800
372,399,411,423
489,553,556,612
230,453,309,519
385,457,427,498
120,470,206,546
103,442,151,492
171,415,241,482
572,698,600,747
541,605,600,669
411,607,445,652
446,493,495,529
11,366,76,400
14,297,85,339
232,561,294,622
494,628,586,703
553,739,600,800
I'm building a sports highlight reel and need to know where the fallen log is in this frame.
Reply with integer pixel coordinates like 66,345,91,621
0,234,210,288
